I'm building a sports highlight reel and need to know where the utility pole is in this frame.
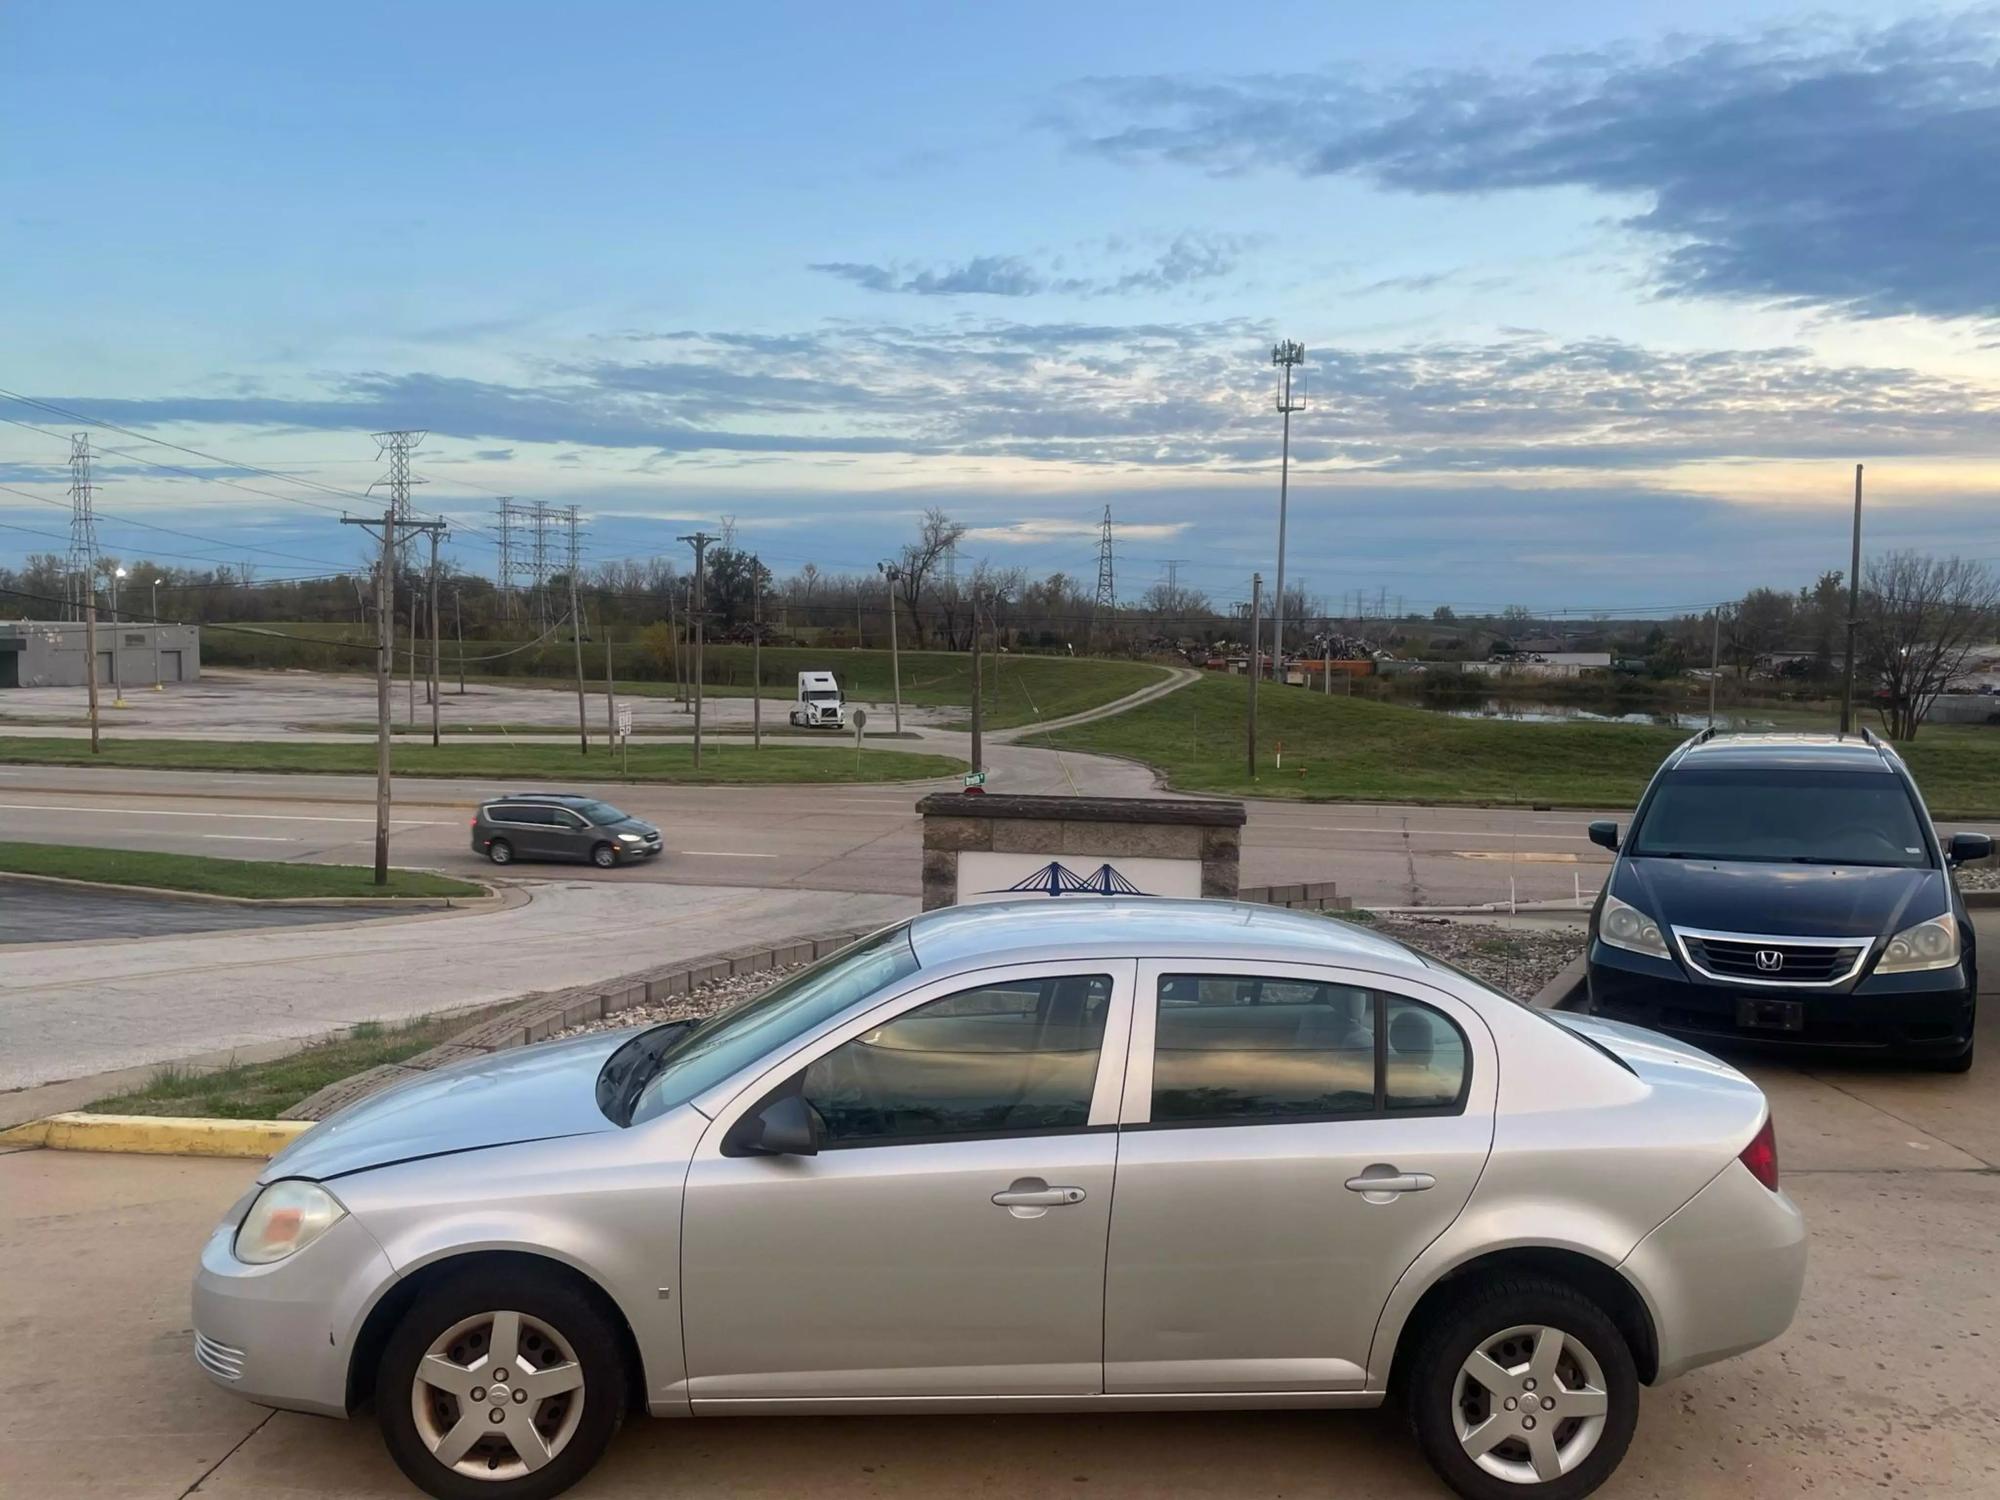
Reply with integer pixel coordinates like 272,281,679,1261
680,531,716,765
1708,605,1724,727
1270,340,1306,681
453,585,465,694
604,627,617,750
566,505,588,755
1840,463,1864,735
752,553,764,750
879,561,904,733
970,595,984,775
426,528,443,746
341,510,401,885
1247,573,1262,778
668,585,687,711
84,595,101,753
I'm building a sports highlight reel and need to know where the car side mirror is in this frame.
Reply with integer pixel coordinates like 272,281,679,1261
1947,831,1993,867
732,1092,822,1157
1587,820,1620,852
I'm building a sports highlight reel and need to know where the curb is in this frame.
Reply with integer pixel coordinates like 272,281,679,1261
1528,953,1590,1011
0,868,498,910
1965,889,2000,910
0,1112,309,1159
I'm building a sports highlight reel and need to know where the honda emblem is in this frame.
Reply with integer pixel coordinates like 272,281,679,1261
1755,949,1784,973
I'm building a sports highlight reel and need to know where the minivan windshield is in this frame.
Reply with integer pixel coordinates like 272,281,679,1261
1628,768,1931,868
620,924,919,1124
572,800,630,826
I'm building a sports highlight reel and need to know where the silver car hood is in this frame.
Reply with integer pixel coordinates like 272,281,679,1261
263,1030,632,1184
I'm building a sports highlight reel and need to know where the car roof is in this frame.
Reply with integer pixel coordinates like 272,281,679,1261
1672,732,1895,773
905,898,1434,979
489,792,602,804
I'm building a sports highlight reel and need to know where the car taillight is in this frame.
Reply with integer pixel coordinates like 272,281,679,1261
1739,1116,1780,1191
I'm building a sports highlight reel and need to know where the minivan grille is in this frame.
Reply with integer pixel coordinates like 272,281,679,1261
1677,931,1867,985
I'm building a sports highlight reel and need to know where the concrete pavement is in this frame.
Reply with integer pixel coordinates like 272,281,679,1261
5,991,1995,1500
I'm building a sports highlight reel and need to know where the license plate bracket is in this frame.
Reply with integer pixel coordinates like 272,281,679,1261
1736,996,1805,1032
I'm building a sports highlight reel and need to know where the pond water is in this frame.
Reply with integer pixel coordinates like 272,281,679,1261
1431,699,1791,730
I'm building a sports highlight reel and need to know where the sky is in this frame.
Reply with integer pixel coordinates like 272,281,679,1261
4,0,1999,615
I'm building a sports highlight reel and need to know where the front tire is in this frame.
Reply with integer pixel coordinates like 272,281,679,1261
486,840,513,866
590,843,617,869
1407,1275,1638,1500
377,1267,625,1500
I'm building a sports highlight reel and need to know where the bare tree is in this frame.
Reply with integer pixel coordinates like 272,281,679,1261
1857,551,2000,740
895,507,966,647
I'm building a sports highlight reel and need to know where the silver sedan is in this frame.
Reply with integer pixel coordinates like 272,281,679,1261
193,900,1805,1500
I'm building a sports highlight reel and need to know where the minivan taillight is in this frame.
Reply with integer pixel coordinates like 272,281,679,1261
1739,1116,1780,1191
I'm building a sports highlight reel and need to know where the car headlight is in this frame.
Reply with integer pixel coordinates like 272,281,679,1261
233,1180,345,1265
616,832,642,842
1876,913,1958,974
1599,892,1669,960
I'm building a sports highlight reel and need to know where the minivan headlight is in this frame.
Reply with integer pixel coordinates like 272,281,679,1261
233,1180,345,1265
1599,893,1670,960
1876,913,1958,974
616,832,642,842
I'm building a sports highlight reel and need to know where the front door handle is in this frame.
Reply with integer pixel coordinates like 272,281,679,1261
992,1186,1087,1208
1345,1167,1436,1198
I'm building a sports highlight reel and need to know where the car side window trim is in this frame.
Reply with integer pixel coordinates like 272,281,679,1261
1122,959,1474,1130
694,958,1139,1154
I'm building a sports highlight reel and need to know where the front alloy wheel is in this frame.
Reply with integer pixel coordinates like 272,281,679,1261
412,1311,584,1481
590,843,617,869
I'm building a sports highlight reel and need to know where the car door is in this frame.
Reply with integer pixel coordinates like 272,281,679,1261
679,959,1136,1403
1103,960,1496,1393
547,806,592,860
495,805,555,858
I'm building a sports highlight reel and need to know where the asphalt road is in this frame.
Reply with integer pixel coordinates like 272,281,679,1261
5,976,1996,1500
0,879,390,945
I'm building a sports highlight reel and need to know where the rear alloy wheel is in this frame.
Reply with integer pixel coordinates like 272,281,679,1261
1409,1276,1637,1500
590,843,617,869
378,1272,624,1500
486,839,513,866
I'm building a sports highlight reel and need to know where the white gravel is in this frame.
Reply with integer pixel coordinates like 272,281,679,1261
1958,863,2000,892
552,915,1586,1044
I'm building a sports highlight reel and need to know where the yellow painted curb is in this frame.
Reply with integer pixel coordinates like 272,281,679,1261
0,1112,311,1159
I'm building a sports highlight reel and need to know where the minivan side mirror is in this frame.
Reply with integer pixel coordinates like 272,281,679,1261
729,1092,822,1157
1947,831,1993,867
1587,820,1620,852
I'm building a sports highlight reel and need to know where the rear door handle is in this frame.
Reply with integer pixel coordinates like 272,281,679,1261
1345,1171,1435,1195
993,1186,1087,1207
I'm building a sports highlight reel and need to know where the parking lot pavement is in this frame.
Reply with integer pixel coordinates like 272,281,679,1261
0,880,395,946
5,1011,1998,1500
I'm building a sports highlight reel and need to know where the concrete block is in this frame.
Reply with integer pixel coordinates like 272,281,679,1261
1201,826,1243,861
921,816,993,852
282,1063,419,1121
563,995,607,1029
686,960,731,988
773,941,814,967
645,969,691,1002
992,819,1064,853
602,984,649,1016
1059,821,1202,859
402,1044,489,1073
1201,862,1239,900
450,1015,533,1052
730,949,775,976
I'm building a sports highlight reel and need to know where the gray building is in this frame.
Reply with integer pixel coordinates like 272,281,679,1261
0,620,201,690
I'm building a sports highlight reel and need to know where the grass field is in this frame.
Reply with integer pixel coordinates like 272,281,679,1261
88,1014,468,1119
1043,675,2000,815
0,841,484,899
0,735,965,784
205,628,1168,731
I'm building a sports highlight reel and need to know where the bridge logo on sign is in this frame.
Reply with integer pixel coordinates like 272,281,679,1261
984,861,1153,897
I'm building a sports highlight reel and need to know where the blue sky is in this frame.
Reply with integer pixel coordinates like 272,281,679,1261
4,0,1998,612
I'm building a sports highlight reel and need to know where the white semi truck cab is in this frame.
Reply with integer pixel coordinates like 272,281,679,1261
790,670,846,728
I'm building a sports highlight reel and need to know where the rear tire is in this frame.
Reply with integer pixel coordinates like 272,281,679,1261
1407,1274,1638,1500
377,1266,625,1500
486,840,513,866
590,843,617,869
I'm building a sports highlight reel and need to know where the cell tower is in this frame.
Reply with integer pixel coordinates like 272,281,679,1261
1092,505,1116,639
65,433,99,620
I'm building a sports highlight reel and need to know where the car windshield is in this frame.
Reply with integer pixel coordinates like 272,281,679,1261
804,689,837,700
1628,768,1931,868
571,800,629,826
620,924,919,1125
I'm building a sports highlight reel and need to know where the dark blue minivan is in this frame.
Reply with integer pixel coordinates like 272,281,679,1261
1585,730,1988,1071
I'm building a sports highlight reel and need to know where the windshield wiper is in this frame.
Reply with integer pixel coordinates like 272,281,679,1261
595,1019,697,1127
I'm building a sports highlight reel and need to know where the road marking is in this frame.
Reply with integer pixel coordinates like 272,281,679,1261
1456,851,1583,863
1305,825,1583,841
199,834,298,843
0,802,444,827
676,850,780,858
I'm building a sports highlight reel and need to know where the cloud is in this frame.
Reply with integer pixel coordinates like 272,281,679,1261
964,517,1192,544
810,232,1249,297
471,447,514,461
24,323,2000,481
1051,13,2000,320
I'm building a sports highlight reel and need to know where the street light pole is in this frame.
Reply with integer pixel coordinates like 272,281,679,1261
879,561,904,734
151,577,164,690
1270,340,1306,683
1840,463,1864,736
110,566,128,707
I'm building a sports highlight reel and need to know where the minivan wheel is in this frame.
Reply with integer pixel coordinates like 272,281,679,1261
590,843,617,869
486,839,513,866
377,1269,624,1500
1408,1275,1637,1500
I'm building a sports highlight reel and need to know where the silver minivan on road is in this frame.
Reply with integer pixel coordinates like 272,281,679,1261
193,901,1806,1500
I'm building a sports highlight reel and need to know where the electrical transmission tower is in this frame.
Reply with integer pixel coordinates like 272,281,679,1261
1092,505,1116,642
527,501,554,632
65,433,99,620
494,498,515,616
